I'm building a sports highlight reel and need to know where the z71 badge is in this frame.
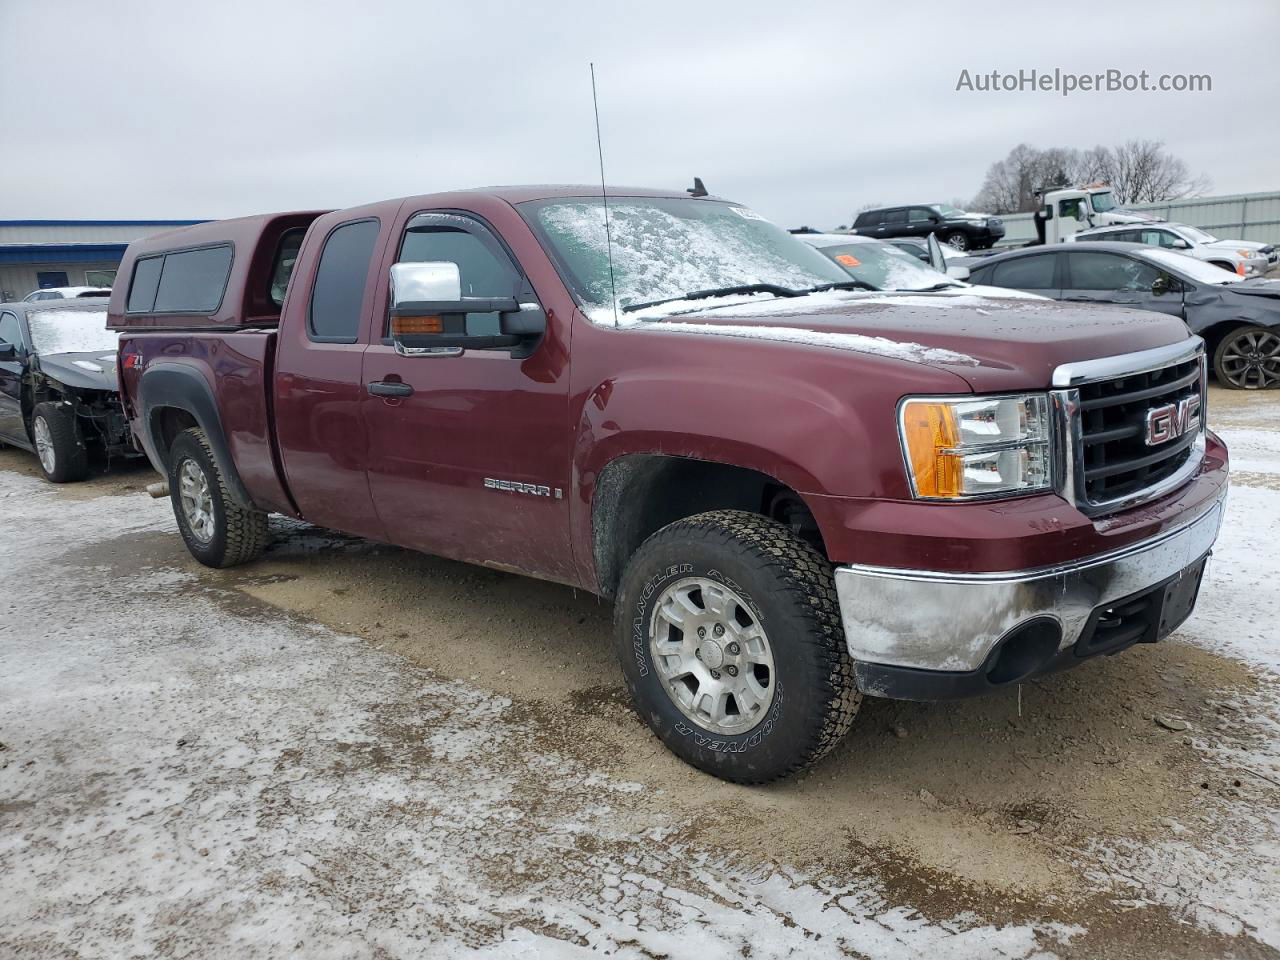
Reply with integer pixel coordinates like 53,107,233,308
484,477,563,499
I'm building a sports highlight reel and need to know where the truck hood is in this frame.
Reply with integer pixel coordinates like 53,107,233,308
36,351,120,391
629,290,1192,393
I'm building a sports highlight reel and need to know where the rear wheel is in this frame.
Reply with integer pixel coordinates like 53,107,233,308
31,401,88,483
1213,325,1280,389
945,231,970,251
168,427,269,567
614,510,860,784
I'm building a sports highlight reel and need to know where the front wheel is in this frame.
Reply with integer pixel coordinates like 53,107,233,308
614,510,860,784
944,231,970,251
31,401,88,483
168,427,270,567
1213,325,1280,389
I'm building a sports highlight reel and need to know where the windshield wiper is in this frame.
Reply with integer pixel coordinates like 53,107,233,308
800,279,879,293
622,283,802,314
906,282,962,292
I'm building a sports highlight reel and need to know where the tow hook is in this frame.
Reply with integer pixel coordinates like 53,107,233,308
146,481,169,499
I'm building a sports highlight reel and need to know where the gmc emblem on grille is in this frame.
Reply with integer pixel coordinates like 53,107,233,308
1144,395,1201,446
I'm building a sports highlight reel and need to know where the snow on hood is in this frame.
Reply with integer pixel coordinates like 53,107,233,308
631,320,980,366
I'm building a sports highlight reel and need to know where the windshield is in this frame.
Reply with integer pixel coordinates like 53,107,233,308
1179,224,1219,244
1090,190,1116,213
28,309,117,355
813,241,958,292
931,204,966,217
1138,248,1245,285
521,197,848,314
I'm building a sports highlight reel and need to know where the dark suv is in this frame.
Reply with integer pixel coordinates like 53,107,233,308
852,203,1004,252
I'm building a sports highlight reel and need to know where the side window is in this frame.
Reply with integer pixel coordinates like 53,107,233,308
126,256,164,312
883,209,907,226
1068,252,1159,291
991,255,1057,290
309,219,381,343
0,312,22,348
1059,198,1086,220
152,246,234,313
395,216,519,336
1150,230,1180,248
269,229,306,307
908,208,934,223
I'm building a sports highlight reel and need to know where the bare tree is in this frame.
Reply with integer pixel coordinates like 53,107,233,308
969,140,1209,212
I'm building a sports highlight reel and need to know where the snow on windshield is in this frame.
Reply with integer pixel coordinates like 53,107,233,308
815,242,954,292
1139,249,1244,285
530,199,847,314
28,309,118,355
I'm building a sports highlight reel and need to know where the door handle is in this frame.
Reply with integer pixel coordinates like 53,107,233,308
367,380,414,397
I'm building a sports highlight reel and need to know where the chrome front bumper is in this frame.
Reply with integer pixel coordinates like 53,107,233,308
833,491,1226,688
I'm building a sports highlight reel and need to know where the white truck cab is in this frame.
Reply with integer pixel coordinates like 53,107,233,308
1036,184,1155,244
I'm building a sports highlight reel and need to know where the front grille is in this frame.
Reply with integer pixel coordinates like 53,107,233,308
1075,354,1203,507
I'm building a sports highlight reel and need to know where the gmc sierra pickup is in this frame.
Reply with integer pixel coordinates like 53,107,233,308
110,186,1228,783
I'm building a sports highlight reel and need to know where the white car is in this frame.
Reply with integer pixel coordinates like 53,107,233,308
797,233,1044,300
1071,222,1274,277
23,286,112,303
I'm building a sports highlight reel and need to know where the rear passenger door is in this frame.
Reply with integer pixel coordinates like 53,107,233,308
985,253,1062,297
273,216,389,540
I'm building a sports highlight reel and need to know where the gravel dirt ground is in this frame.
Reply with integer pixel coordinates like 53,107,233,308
1,385,1278,959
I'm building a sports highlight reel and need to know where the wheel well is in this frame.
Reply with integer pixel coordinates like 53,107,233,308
591,454,825,597
1199,320,1254,361
150,406,199,464
1208,261,1237,273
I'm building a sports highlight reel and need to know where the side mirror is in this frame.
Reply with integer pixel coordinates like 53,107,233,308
1152,275,1178,296
389,261,545,358
929,214,941,224
946,265,971,281
0,343,15,360
1171,238,1191,249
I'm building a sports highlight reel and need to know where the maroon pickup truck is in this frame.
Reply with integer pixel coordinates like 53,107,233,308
109,186,1228,783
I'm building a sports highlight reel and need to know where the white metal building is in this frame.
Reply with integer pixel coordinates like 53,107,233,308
0,220,205,302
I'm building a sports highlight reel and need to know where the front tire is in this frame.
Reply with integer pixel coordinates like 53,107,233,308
168,427,270,567
31,401,88,483
944,231,970,251
614,510,860,784
1213,325,1280,389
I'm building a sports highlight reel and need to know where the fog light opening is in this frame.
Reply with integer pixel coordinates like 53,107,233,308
987,619,1062,686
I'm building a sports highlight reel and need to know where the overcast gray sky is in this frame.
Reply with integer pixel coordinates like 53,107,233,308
3,0,1278,227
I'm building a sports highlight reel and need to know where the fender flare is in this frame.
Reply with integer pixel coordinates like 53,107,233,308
138,362,254,508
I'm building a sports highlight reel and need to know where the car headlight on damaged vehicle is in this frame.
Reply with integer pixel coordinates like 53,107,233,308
899,395,1052,499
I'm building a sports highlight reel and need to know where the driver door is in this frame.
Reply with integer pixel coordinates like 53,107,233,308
1061,251,1184,320
360,211,575,584
0,311,28,443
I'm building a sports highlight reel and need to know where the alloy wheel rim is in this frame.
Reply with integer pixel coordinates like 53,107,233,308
178,458,216,543
648,577,776,735
1221,330,1280,389
33,417,55,473
947,234,968,251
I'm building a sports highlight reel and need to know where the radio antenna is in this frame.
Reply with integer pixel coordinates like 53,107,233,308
590,62,620,329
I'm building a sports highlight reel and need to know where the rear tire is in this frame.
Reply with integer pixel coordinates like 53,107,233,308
1213,325,1280,389
613,510,860,784
31,401,89,483
168,427,270,567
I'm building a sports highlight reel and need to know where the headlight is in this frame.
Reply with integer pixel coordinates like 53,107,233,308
899,395,1052,499
1236,249,1255,259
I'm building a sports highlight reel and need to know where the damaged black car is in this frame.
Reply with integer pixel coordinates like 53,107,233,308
0,299,136,482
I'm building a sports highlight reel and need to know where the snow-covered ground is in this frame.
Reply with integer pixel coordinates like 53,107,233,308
1,400,1277,958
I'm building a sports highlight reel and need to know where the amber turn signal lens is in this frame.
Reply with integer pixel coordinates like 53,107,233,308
900,401,962,498
391,315,443,335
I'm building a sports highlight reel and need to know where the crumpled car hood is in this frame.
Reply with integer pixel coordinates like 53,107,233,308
36,351,120,391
